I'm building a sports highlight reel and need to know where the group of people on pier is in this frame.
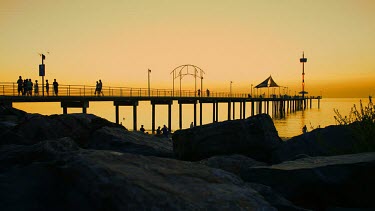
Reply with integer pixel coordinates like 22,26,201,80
17,76,59,96
94,80,104,96
197,89,210,97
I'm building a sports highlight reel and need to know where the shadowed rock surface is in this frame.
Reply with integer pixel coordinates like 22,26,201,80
199,154,266,176
272,125,364,163
173,114,282,163
89,126,173,158
0,112,124,147
0,139,277,211
241,152,375,210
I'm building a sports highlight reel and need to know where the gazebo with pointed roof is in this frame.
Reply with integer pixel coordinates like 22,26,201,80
255,75,280,97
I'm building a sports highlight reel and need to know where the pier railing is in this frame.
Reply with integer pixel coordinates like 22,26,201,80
0,82,321,99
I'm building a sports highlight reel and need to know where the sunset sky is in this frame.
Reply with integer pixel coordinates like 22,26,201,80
1,0,374,97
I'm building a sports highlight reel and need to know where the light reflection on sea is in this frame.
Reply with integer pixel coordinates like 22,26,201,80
13,98,370,138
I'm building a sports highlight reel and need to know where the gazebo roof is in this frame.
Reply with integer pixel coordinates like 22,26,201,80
255,75,280,88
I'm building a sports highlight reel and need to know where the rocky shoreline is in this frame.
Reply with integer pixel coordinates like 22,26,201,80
0,105,374,210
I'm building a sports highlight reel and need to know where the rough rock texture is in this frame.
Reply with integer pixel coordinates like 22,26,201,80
199,154,266,176
241,152,375,210
89,126,173,158
0,113,124,147
173,114,282,162
272,125,363,163
0,139,277,211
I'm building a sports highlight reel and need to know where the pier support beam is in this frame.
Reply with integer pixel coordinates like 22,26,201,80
232,102,235,120
168,103,172,131
212,102,215,123
199,102,203,125
152,104,156,132
240,102,243,119
133,104,137,131
61,101,89,115
216,102,219,122
151,99,173,133
228,101,231,120
114,100,139,130
243,101,246,119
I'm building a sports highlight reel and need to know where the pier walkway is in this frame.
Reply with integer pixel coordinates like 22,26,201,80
0,82,321,133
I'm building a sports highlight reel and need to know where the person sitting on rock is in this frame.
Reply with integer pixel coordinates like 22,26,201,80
162,125,169,137
156,126,161,135
302,125,307,134
140,125,145,133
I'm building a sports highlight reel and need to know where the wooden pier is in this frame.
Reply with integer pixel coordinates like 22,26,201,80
0,82,321,133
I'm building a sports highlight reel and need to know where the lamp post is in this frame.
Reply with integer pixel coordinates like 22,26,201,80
38,54,46,97
148,69,151,97
200,76,203,97
230,81,233,97
251,84,253,97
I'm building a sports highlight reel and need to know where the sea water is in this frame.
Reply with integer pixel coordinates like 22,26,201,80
13,98,370,138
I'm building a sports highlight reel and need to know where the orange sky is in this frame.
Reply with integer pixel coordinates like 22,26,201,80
1,0,374,97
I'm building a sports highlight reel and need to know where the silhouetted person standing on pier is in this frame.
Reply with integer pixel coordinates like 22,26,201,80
27,79,33,96
94,81,99,96
98,80,103,96
45,80,49,96
34,80,39,96
197,89,200,97
53,79,59,96
17,76,23,96
206,89,210,97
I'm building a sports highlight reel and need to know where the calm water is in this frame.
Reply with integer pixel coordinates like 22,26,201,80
12,98,370,138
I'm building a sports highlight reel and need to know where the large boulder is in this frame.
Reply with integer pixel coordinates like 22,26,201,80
89,126,174,158
272,124,369,163
199,154,266,176
0,113,125,147
241,152,375,210
0,139,278,210
173,114,282,162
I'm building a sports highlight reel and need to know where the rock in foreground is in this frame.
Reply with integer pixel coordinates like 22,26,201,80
0,139,276,211
241,152,375,210
173,114,282,162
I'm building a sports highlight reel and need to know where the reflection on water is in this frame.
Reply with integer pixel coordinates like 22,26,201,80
13,98,367,138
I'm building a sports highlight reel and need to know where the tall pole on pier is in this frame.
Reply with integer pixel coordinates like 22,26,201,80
300,52,307,109
148,69,151,97
300,52,307,98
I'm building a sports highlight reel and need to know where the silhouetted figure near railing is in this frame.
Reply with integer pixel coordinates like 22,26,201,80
98,80,103,96
94,81,99,96
53,79,59,96
197,89,200,97
27,79,33,96
45,80,49,96
17,76,23,96
206,89,210,97
23,79,27,96
34,80,39,96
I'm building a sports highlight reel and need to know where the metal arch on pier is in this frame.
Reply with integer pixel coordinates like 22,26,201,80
170,64,205,97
